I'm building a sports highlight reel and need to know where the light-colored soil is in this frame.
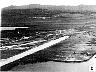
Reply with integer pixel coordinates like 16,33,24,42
10,54,96,72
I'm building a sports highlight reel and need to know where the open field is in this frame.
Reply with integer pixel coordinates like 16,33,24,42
10,54,96,72
1,5,96,71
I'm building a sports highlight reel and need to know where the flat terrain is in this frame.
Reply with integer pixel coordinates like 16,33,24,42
10,54,96,72
1,5,96,71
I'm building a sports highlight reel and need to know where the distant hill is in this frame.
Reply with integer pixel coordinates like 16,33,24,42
1,4,96,28
2,4,96,11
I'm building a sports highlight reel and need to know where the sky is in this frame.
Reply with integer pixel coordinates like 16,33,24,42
0,0,96,9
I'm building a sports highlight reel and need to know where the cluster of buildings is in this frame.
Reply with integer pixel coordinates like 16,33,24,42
32,17,51,19
55,29,77,35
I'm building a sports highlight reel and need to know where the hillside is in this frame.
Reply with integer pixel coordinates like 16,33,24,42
1,4,96,28
2,4,96,11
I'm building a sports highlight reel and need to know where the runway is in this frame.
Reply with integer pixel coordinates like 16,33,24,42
0,36,69,67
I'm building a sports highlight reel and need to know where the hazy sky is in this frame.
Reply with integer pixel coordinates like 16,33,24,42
0,0,96,9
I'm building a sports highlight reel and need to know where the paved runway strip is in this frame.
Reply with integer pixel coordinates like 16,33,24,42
0,36,69,67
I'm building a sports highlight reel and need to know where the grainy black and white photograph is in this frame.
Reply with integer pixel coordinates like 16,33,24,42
0,0,96,72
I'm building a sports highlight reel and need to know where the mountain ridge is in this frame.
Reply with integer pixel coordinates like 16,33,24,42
2,4,96,11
